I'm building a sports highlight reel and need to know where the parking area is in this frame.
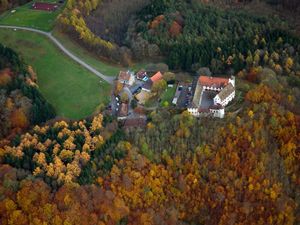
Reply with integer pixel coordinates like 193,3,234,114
175,83,194,108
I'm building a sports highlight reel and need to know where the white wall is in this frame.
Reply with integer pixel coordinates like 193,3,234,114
214,95,221,105
220,90,235,107
229,76,235,87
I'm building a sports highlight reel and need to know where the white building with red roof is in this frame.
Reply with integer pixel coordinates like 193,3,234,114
142,71,163,92
188,75,235,118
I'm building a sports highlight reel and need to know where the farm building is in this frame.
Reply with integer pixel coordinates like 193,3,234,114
142,71,163,92
118,71,135,86
32,2,58,11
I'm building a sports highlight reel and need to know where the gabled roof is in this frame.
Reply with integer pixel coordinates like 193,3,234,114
118,103,128,117
136,90,151,104
199,76,229,89
118,71,132,81
192,82,203,108
142,79,153,91
136,70,147,80
217,83,235,102
124,118,147,128
210,104,224,110
129,83,143,94
199,104,223,112
32,2,58,11
150,71,163,83
198,108,210,113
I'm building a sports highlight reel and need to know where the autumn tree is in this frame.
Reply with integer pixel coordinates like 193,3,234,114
151,79,167,95
10,108,29,129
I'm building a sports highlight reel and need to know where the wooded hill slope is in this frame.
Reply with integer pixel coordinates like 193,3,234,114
0,44,55,140
0,66,299,224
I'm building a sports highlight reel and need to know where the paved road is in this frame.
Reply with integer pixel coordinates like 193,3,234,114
0,25,114,84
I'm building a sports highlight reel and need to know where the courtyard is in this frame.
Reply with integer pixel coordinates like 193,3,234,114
200,90,217,109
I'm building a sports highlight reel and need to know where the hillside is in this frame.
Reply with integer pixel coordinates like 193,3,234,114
127,0,300,74
0,43,55,140
85,0,150,45
59,0,300,69
0,35,299,225
0,0,300,224
199,0,300,35
0,0,31,13
0,65,299,223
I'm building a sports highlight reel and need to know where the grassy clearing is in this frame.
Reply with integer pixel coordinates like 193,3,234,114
160,85,176,106
0,0,64,31
0,29,111,119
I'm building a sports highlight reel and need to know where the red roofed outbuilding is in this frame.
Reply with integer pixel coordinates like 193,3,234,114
32,2,58,11
142,71,163,92
150,71,163,83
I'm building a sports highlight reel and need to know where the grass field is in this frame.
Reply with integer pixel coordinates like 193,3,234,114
0,29,111,119
0,0,64,31
160,85,176,106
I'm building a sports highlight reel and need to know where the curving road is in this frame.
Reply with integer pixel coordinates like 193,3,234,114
0,25,115,84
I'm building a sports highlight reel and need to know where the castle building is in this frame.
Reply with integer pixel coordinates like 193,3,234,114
188,75,235,118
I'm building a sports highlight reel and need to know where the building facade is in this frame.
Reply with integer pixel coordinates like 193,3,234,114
118,71,135,86
188,75,235,119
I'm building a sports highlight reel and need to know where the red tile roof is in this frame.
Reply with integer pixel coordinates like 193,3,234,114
150,71,163,83
199,76,229,89
210,104,224,110
198,108,210,113
32,2,58,11
124,118,147,128
198,104,223,112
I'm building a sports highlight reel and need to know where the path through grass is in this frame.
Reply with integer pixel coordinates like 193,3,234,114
0,29,111,119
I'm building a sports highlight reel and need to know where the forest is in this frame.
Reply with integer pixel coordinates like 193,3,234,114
0,44,55,140
128,0,300,72
0,0,300,224
0,45,299,224
55,0,300,70
0,71,299,224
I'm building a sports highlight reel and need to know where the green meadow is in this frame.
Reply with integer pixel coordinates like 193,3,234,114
0,29,111,119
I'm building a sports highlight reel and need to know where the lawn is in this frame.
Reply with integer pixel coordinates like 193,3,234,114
0,0,64,31
0,29,111,119
160,85,176,106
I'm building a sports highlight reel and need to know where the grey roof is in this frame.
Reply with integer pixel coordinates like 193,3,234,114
118,103,128,117
192,81,203,107
130,83,143,94
142,80,153,91
217,83,235,102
